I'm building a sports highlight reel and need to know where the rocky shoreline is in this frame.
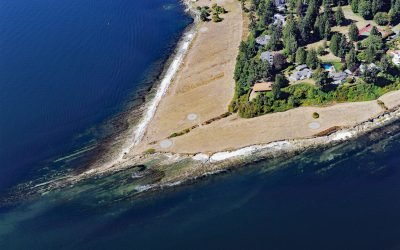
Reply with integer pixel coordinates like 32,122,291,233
2,0,400,206
2,104,398,207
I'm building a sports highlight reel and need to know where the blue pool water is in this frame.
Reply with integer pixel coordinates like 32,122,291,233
323,63,333,70
0,0,192,190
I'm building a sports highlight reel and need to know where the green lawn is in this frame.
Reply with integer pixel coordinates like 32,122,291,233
321,61,344,71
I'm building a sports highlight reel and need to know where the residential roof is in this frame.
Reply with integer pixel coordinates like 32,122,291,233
359,63,380,73
390,50,400,56
273,14,287,26
296,64,308,71
289,68,312,81
358,24,390,37
252,82,273,92
330,72,347,83
331,72,347,78
275,0,286,6
261,51,274,62
344,69,353,75
255,35,271,45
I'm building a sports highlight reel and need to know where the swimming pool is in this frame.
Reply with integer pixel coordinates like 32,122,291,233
323,63,333,70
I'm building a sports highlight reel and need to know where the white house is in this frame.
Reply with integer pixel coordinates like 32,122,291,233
359,63,380,73
273,14,287,26
391,51,400,66
275,0,286,11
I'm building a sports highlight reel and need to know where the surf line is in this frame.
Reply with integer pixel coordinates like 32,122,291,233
132,30,195,146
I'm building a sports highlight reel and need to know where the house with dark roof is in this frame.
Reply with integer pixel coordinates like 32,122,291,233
330,72,348,85
289,64,312,81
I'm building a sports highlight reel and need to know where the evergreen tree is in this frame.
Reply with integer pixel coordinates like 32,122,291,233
363,33,384,50
265,0,277,23
390,0,400,25
348,23,359,42
370,26,381,37
268,25,282,51
314,16,322,39
346,48,358,69
283,18,299,60
359,0,373,19
305,0,318,24
306,48,319,69
362,66,379,84
371,0,384,14
314,66,329,89
329,33,341,56
296,0,304,16
335,6,346,26
365,44,377,63
272,82,282,100
351,0,359,13
296,47,307,64
324,0,334,24
338,35,348,58
380,55,391,72
285,34,299,61
275,74,289,88
283,18,298,41
299,17,312,44
324,20,331,39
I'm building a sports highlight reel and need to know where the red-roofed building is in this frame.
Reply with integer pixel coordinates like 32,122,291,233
358,24,389,37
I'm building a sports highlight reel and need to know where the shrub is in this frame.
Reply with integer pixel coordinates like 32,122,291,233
312,112,320,119
144,148,156,154
317,46,325,56
374,12,390,26
377,100,388,110
212,13,223,22
346,77,355,83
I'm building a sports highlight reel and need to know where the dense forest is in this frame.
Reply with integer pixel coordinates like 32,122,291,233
230,0,400,118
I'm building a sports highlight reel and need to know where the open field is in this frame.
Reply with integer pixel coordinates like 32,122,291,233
332,5,390,35
130,2,400,156
131,0,244,153
139,90,399,154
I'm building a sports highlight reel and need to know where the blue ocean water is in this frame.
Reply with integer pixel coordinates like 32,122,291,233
2,0,400,249
0,122,400,249
0,0,192,189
